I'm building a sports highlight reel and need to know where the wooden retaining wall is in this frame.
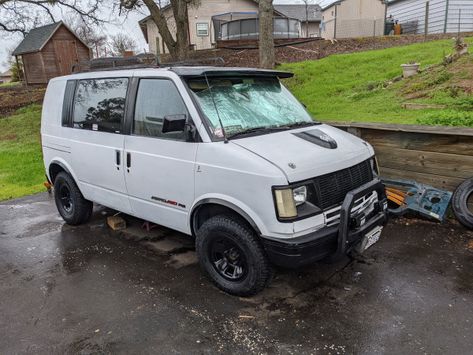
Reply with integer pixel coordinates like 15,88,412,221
332,122,473,191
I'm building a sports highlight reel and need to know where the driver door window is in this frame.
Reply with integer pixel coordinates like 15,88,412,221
134,79,189,141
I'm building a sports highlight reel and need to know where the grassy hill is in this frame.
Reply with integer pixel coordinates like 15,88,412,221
280,37,473,125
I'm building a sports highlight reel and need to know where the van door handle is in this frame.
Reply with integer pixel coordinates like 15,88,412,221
116,150,121,166
126,152,131,171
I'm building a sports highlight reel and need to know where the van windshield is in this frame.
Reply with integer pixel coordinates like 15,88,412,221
187,76,315,139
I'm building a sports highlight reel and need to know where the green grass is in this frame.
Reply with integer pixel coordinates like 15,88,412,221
280,37,473,124
0,104,45,200
0,81,21,88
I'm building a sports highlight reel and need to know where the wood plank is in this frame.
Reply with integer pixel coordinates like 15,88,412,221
360,130,473,156
374,146,473,179
379,167,464,191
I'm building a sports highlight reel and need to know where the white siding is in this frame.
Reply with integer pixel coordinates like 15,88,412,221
321,0,386,39
387,0,473,34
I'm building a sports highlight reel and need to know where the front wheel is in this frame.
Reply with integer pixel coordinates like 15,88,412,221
196,215,272,296
54,171,93,225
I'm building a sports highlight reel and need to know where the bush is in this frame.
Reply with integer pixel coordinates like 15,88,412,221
417,110,473,127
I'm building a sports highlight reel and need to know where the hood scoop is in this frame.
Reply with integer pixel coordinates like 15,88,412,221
293,129,338,149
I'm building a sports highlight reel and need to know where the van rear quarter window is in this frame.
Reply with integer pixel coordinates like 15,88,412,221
72,78,128,133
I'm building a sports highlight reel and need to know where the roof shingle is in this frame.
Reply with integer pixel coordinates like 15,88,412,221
273,4,322,22
12,22,62,56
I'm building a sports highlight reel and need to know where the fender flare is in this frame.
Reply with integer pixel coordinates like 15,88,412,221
191,198,262,236
48,158,79,185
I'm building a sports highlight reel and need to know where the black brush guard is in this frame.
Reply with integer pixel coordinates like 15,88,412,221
262,178,388,268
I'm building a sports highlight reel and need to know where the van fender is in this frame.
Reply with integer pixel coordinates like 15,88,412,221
48,157,80,186
190,194,268,236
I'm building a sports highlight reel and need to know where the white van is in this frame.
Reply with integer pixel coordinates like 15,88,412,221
41,66,388,296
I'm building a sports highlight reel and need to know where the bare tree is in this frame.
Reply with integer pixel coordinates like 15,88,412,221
121,0,199,61
0,0,104,36
258,0,275,69
66,17,108,58
110,32,138,56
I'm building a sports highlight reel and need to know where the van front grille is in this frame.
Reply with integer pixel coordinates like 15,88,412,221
313,159,373,210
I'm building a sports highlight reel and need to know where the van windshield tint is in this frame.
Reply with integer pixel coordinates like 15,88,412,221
187,76,314,138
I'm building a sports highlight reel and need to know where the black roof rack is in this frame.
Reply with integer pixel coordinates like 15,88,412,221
162,57,225,67
72,55,225,73
72,54,158,73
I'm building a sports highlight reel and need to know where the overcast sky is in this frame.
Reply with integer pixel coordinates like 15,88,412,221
0,0,336,72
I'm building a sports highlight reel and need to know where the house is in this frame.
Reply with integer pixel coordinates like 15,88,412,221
321,0,387,39
274,4,322,38
138,0,314,55
387,0,473,35
0,70,12,84
12,22,91,85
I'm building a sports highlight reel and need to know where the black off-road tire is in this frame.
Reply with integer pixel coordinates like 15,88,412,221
54,171,93,225
452,178,473,230
196,215,272,296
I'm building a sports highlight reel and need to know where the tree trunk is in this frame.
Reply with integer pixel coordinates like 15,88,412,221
258,0,275,69
171,0,190,60
141,0,189,61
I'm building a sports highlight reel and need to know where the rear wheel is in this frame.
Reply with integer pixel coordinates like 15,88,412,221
54,171,93,225
196,215,272,296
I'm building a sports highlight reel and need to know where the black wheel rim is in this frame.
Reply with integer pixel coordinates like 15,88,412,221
209,237,248,281
59,184,73,213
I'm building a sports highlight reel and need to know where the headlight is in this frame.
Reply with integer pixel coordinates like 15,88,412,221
293,186,307,206
273,184,320,221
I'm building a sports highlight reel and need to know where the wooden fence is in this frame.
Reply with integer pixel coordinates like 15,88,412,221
333,122,473,191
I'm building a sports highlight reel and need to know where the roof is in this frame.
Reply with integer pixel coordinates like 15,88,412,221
322,0,387,11
0,70,12,77
386,0,411,5
12,21,89,56
273,4,322,22
169,66,294,79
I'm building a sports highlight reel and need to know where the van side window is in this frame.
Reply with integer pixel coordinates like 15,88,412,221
133,79,188,141
72,78,128,133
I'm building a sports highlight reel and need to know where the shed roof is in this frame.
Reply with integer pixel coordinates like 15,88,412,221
273,4,322,22
12,22,62,56
12,21,89,56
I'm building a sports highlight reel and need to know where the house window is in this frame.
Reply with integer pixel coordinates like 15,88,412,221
196,23,209,37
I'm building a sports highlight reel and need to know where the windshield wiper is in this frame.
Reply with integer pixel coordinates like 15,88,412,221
278,121,320,129
227,126,287,139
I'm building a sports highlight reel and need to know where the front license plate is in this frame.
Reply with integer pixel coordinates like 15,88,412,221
359,226,383,252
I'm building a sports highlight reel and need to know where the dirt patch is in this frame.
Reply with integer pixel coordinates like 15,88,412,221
185,33,473,67
0,134,17,141
0,85,46,117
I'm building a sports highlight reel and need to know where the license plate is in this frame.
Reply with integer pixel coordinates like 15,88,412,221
359,226,383,252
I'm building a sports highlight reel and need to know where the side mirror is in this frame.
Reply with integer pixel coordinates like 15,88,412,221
162,114,187,133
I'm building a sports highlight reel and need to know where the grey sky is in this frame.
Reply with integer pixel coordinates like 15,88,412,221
0,0,335,72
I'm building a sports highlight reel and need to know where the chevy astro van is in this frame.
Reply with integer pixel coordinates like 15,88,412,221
41,66,388,296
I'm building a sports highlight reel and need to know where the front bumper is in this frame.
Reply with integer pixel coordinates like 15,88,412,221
261,178,388,268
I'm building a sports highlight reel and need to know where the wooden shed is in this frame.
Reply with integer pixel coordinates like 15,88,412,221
12,22,91,85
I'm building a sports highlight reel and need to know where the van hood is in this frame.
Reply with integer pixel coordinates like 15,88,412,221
231,124,373,182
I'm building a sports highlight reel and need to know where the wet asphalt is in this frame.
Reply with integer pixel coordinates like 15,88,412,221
1,192,472,354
